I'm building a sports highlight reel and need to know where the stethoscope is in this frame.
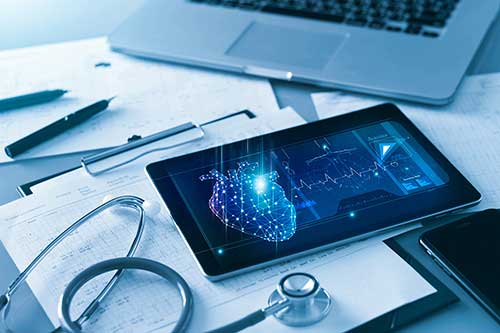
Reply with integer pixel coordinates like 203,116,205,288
0,195,332,332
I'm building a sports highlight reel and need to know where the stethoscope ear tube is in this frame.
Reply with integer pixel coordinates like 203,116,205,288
0,195,147,332
58,257,193,333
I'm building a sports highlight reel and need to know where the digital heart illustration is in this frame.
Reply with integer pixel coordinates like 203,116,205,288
200,161,296,242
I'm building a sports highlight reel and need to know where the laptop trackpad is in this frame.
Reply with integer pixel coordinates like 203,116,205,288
226,22,346,70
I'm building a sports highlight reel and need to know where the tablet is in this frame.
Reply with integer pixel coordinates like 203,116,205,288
146,103,481,280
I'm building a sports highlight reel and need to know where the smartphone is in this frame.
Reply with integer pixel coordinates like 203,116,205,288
420,209,500,323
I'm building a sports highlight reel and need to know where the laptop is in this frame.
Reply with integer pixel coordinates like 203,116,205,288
109,0,500,105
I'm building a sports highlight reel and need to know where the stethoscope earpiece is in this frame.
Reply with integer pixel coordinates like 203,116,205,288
142,200,161,217
102,195,161,218
0,294,11,333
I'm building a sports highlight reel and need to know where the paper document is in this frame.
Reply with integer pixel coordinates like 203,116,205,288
0,107,435,332
0,37,279,162
312,73,500,212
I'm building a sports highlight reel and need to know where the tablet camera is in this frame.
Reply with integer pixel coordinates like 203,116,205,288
200,161,296,242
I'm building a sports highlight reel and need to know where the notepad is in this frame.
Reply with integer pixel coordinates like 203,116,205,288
312,73,500,212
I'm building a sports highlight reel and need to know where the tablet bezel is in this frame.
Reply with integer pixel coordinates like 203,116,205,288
146,103,481,280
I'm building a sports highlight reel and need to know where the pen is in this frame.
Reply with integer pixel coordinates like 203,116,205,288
0,89,68,111
4,97,115,158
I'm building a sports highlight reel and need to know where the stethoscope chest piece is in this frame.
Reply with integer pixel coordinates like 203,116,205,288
268,272,332,327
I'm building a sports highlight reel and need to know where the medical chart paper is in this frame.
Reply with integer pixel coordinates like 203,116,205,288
0,108,435,332
0,37,279,162
312,73,500,213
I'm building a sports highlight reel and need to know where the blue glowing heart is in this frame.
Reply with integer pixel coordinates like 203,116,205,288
200,161,296,242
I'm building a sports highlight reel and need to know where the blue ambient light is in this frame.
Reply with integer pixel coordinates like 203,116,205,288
254,176,267,193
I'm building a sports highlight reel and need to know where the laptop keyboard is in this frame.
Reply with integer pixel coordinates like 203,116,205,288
190,0,461,38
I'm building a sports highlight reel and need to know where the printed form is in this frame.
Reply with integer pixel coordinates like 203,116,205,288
0,108,435,332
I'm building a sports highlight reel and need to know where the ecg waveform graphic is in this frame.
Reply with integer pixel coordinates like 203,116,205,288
296,155,389,192
280,143,403,194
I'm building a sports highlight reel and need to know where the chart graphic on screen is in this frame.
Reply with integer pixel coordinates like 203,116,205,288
272,121,446,226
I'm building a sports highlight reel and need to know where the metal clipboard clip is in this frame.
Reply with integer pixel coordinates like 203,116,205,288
81,110,256,176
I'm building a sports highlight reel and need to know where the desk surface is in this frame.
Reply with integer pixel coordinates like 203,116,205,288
0,1,499,332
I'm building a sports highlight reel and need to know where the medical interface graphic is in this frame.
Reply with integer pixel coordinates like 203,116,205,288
200,161,296,242
197,121,447,243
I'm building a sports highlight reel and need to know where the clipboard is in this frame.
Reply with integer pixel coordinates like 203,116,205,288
17,109,256,196
347,237,458,332
18,166,81,196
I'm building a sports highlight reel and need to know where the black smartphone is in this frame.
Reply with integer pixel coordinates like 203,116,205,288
420,209,500,323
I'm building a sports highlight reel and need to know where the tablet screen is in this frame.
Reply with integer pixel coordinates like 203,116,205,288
173,119,448,243
147,104,479,278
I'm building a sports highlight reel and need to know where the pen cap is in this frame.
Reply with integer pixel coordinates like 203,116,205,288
82,123,204,176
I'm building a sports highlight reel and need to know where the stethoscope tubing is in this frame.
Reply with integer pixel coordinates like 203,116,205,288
1,194,330,332
0,195,147,331
58,257,193,333
57,256,291,333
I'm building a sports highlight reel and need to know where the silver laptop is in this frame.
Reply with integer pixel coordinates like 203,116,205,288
109,0,499,105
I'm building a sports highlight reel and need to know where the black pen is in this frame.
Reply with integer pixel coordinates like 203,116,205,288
0,89,68,111
4,97,115,158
